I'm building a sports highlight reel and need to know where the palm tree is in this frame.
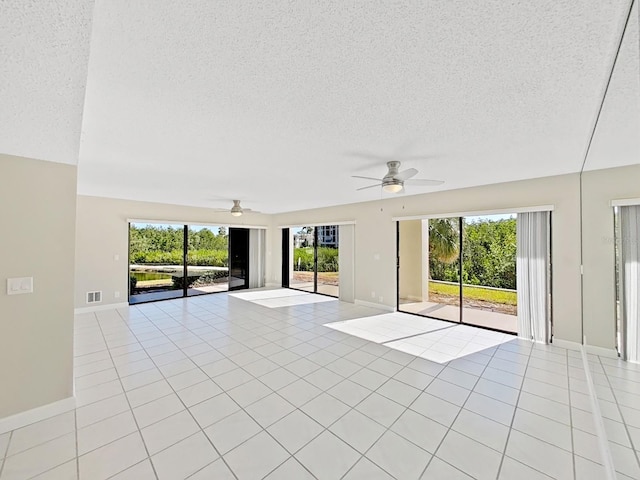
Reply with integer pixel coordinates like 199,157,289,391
429,218,459,263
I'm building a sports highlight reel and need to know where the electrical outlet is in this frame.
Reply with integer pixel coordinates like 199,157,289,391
379,296,383,302
371,291,376,299
114,291,120,298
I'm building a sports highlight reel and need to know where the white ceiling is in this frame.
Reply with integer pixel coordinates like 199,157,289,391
0,0,94,164
2,1,638,213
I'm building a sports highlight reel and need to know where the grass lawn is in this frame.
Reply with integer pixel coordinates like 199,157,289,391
429,281,517,305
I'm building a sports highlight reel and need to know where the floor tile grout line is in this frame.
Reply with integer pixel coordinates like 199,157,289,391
336,350,448,479
75,408,80,480
11,294,625,480
378,324,461,345
566,349,577,480
0,431,10,477
597,355,640,473
580,347,616,480
132,299,378,480
494,342,534,479
112,307,241,480
94,310,163,480
420,338,508,479
142,299,433,479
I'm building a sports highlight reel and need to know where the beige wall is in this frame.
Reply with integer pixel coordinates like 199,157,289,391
398,220,424,302
74,195,270,308
581,164,640,350
0,154,77,418
269,173,583,343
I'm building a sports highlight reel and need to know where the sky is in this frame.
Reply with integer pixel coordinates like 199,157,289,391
465,213,515,223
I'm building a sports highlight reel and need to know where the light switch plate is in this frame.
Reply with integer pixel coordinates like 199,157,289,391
7,277,33,295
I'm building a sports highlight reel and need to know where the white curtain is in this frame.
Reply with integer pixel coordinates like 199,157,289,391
620,206,640,362
516,211,550,343
249,229,266,289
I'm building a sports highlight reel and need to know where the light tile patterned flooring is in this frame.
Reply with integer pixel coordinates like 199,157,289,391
1,290,640,479
324,313,514,363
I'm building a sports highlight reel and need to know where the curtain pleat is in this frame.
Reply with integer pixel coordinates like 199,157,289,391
516,212,550,343
620,206,640,362
249,229,266,289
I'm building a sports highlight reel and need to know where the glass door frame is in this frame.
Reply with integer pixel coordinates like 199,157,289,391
286,225,339,299
396,217,519,335
128,222,246,305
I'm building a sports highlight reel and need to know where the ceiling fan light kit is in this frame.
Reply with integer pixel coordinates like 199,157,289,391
382,181,404,193
230,200,244,216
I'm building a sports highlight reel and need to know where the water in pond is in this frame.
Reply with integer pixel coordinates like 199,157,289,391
132,272,173,282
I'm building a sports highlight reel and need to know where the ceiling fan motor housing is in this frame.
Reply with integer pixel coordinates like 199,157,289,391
383,161,403,190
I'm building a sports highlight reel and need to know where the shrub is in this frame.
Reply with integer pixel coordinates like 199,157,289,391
294,248,314,271
132,249,228,267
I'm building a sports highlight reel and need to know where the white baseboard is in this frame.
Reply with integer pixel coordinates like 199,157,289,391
551,339,581,351
401,295,423,303
354,299,395,312
551,338,619,359
75,302,129,314
585,344,619,359
0,397,76,434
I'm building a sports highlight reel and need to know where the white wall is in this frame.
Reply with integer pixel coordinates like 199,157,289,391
0,154,77,418
75,195,269,309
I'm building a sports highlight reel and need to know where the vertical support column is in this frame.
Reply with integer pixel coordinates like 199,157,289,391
421,219,430,302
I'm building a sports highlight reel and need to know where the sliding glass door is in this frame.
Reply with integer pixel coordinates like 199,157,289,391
317,226,339,297
398,214,519,333
129,223,186,303
129,222,249,304
292,226,316,292
288,225,340,298
229,228,250,290
187,226,229,297
461,215,517,332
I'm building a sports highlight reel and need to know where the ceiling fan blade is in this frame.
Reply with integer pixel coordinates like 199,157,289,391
352,175,383,181
356,184,383,191
404,178,444,186
394,168,418,181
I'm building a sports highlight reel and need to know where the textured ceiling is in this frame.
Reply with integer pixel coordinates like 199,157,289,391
2,1,637,212
584,2,640,172
0,0,94,165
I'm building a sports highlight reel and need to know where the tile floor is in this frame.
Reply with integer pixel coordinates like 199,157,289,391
1,290,640,479
324,313,514,363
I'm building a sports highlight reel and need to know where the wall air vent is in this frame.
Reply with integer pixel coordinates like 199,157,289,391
86,291,102,304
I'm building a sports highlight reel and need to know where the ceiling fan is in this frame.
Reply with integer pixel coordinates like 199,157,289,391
211,200,258,217
352,161,444,193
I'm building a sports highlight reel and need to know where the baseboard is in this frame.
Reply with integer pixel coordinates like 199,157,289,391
551,338,619,359
401,295,423,303
354,299,395,312
585,344,619,359
551,339,581,351
74,302,129,314
0,397,76,434
265,283,281,289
